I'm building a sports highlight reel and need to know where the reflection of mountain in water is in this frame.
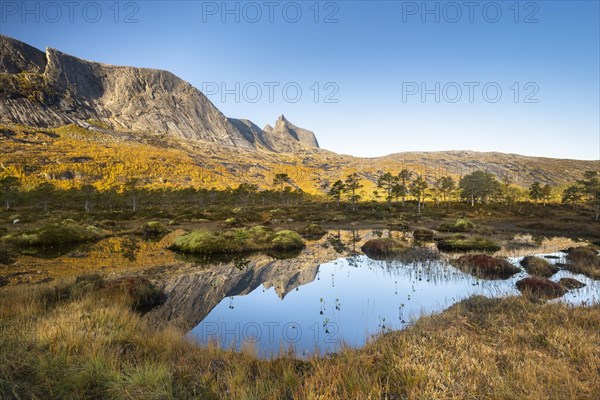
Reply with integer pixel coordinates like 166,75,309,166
146,230,372,330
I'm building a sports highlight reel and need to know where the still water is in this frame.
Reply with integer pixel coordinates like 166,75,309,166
188,252,600,358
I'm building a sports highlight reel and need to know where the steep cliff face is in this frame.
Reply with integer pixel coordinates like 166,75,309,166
0,35,255,149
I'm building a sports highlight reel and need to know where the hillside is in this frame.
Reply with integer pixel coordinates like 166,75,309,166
1,123,596,198
0,35,597,195
0,35,318,153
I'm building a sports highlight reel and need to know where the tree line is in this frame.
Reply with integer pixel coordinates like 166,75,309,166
0,169,598,219
323,169,600,219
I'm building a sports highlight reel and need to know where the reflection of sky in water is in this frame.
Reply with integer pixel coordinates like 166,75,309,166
188,252,600,358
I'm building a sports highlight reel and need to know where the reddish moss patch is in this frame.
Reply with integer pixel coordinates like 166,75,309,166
516,277,566,299
454,254,521,280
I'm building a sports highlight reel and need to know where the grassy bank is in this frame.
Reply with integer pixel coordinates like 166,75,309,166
1,280,598,399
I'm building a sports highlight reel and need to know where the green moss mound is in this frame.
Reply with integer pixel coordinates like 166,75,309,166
170,226,304,254
140,221,170,237
2,222,102,247
438,218,476,233
272,230,305,250
437,236,500,253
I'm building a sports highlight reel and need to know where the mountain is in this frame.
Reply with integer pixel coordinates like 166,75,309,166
0,35,318,152
0,35,597,193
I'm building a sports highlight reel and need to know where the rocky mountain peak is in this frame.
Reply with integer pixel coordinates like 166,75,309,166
0,35,47,74
0,35,322,153
264,114,320,150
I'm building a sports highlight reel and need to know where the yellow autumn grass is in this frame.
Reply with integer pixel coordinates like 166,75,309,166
1,278,598,399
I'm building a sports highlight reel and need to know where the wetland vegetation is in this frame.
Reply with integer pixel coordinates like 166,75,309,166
1,171,599,399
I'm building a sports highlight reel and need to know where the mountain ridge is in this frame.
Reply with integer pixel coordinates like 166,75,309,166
0,35,319,153
0,35,597,193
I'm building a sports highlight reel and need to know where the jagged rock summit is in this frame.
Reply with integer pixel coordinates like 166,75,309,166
0,35,319,153
263,115,320,151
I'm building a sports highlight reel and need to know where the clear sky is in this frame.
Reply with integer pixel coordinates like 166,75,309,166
1,1,599,160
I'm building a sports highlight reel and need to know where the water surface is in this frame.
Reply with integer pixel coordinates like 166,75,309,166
188,251,600,358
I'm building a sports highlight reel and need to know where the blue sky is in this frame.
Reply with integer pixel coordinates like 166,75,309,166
1,1,599,160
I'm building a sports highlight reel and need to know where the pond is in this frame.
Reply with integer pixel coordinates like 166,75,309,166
187,251,600,358
3,229,598,358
